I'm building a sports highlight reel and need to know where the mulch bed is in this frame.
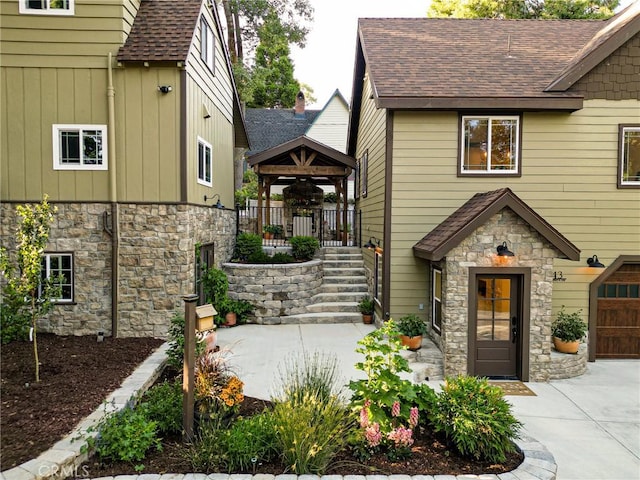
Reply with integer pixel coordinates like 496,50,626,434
2,334,523,477
0,333,164,469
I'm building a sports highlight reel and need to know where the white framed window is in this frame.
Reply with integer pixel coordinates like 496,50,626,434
200,17,215,73
619,125,640,188
460,115,520,175
361,150,368,198
19,0,74,15
40,253,74,303
197,136,212,186
53,125,107,170
432,267,442,334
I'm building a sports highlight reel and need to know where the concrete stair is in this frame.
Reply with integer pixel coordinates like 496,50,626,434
282,247,368,324
399,337,445,383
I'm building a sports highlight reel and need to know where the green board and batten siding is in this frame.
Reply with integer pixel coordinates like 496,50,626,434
388,99,640,319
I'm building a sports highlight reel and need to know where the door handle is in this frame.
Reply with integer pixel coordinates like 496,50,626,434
511,316,518,344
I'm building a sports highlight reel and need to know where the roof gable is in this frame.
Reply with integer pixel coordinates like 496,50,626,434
248,135,355,169
117,0,202,62
245,108,321,156
412,188,580,262
546,2,640,91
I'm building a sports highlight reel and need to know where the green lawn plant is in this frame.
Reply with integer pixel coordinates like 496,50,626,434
0,195,62,382
233,232,263,261
551,305,587,342
430,375,522,463
397,313,427,337
140,380,183,435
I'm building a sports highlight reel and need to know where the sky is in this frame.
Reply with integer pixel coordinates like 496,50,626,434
290,0,637,109
290,0,432,109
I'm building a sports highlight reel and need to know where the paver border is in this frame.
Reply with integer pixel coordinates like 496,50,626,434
0,342,557,480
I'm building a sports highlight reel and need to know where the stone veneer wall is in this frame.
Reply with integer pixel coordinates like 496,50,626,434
442,208,558,382
0,202,236,338
549,344,588,380
223,260,323,324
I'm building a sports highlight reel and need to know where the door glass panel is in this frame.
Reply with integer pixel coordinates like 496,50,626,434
477,277,512,341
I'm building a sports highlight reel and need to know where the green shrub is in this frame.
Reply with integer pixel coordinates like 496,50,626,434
166,311,205,370
430,375,522,463
274,351,343,404
89,405,161,464
234,233,263,261
271,252,295,263
289,236,319,261
272,392,353,474
184,417,226,472
247,250,272,264
227,299,254,324
551,305,587,342
0,288,31,344
202,267,228,306
141,380,182,435
219,412,278,472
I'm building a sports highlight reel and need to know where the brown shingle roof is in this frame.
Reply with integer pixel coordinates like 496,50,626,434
117,0,202,62
412,188,580,261
358,17,603,103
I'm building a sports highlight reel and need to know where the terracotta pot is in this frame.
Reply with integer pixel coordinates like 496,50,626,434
362,314,373,324
223,312,237,327
400,334,423,351
553,336,580,354
264,232,273,240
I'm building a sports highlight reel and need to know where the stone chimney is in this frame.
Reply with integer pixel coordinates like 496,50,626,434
294,91,305,117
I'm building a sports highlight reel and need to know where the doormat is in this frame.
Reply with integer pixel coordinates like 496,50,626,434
488,381,536,396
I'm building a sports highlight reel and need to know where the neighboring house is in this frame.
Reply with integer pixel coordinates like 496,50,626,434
0,0,249,337
245,89,353,197
349,5,640,381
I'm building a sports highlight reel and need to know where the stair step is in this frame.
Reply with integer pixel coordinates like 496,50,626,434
323,268,366,277
280,312,362,324
323,253,363,260
322,247,361,255
313,292,368,303
320,283,368,293
306,302,359,313
322,275,367,285
323,260,363,268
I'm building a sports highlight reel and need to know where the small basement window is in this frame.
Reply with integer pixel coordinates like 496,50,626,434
20,0,74,15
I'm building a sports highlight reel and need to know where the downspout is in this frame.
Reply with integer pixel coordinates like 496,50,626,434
107,52,119,338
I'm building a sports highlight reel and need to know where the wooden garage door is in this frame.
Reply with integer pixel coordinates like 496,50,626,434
596,264,640,359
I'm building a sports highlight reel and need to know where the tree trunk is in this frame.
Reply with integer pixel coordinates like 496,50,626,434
31,296,40,383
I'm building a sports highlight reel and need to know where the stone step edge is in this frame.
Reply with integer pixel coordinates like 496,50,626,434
1,343,170,480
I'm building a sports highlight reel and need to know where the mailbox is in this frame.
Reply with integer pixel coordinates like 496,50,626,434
195,304,217,332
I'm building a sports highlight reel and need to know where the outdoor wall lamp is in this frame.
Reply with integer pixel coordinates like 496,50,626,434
158,85,173,94
587,255,605,268
364,236,380,250
496,241,514,257
204,194,224,209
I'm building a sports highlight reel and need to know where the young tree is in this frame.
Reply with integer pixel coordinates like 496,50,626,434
249,10,300,108
428,0,619,19
0,195,61,382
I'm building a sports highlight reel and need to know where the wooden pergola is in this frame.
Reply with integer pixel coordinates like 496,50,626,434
247,135,356,245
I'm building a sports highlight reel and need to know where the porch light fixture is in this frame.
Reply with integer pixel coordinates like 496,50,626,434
204,194,224,209
587,255,605,268
496,241,514,257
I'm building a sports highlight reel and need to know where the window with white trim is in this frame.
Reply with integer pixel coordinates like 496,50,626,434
19,0,74,15
460,115,520,175
432,267,442,334
361,150,368,197
197,137,212,186
200,17,215,73
619,124,640,188
39,253,73,303
53,125,107,170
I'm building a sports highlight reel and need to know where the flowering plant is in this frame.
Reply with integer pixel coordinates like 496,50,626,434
349,320,436,460
194,349,244,417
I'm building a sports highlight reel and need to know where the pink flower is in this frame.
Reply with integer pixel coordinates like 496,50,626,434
409,407,419,428
387,426,414,448
391,400,400,417
359,405,369,428
364,422,382,447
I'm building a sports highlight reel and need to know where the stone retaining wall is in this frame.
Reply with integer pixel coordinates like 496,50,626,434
0,202,236,338
223,260,323,324
549,343,588,379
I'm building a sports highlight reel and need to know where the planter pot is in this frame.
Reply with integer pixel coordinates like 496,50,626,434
553,336,580,354
400,334,423,351
263,232,273,240
222,312,237,327
362,313,373,325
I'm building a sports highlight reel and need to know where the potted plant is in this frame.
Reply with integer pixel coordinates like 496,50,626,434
551,306,587,354
358,296,375,324
397,313,427,350
263,224,280,239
